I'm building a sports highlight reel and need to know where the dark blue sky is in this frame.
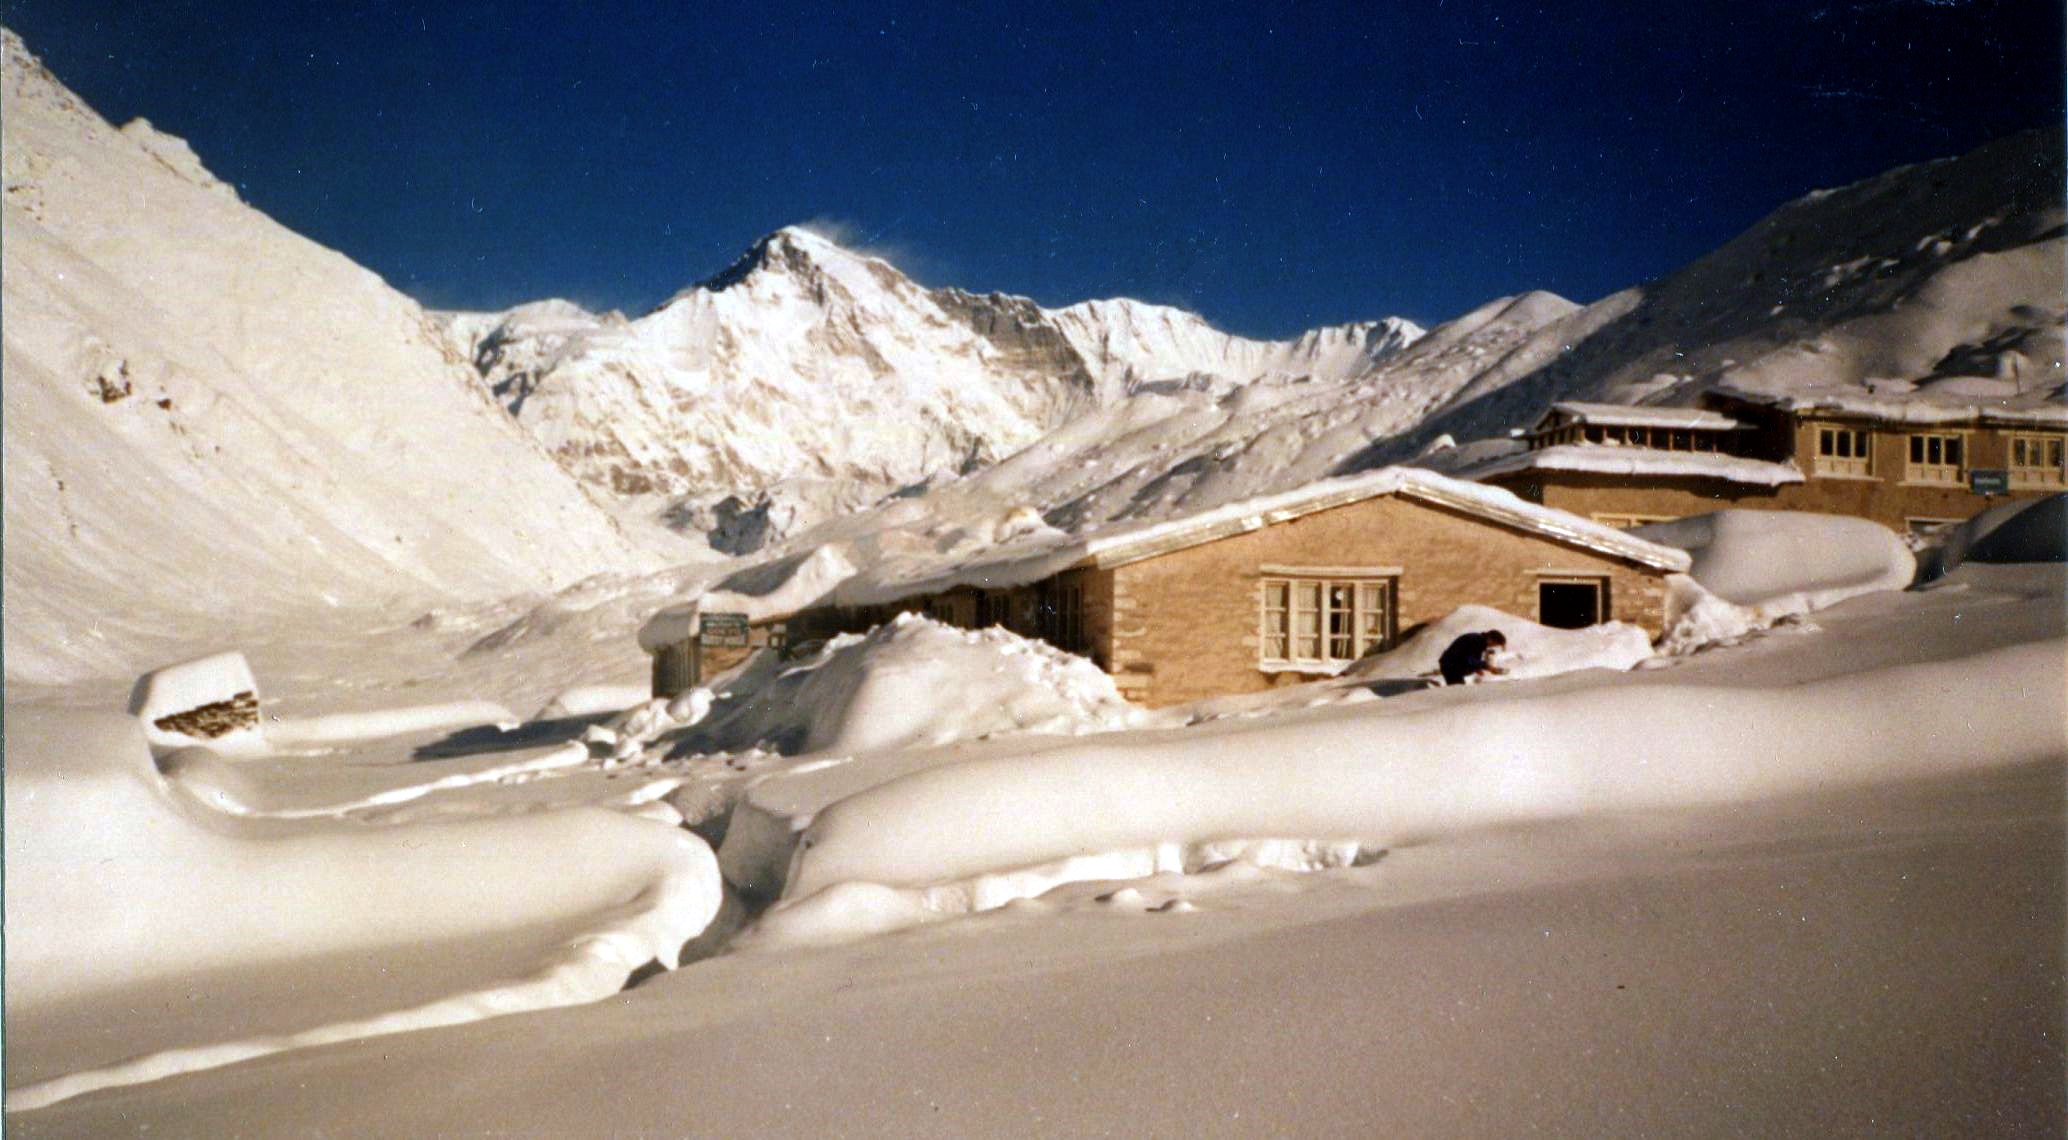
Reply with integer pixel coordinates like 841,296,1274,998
7,1,2062,337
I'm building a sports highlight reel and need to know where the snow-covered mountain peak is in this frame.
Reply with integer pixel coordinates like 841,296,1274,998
444,225,1427,527
688,224,907,301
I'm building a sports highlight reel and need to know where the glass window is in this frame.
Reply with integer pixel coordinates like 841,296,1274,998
2009,433,2066,488
1907,432,1965,484
1262,577,1395,666
1815,425,1872,476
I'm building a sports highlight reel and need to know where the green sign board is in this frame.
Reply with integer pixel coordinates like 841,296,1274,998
699,612,751,647
1969,468,2009,496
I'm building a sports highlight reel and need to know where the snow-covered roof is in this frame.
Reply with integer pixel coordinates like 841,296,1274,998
1062,467,1693,572
1468,444,1807,488
1534,402,1748,432
638,468,1693,647
1708,384,2068,427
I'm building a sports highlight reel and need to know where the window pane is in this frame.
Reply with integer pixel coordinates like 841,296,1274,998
1910,436,1924,463
1265,581,1289,610
1296,582,1321,612
2051,440,2063,468
1946,437,1962,466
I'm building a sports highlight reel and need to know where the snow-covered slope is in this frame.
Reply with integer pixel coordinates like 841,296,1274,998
1390,128,2066,456
436,228,1425,512
1,32,657,684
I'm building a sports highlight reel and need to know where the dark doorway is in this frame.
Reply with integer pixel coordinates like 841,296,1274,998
1538,579,1605,628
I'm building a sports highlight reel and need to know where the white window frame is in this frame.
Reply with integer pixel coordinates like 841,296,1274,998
1906,431,1967,485
1259,574,1396,670
2008,433,2065,489
1814,424,1872,478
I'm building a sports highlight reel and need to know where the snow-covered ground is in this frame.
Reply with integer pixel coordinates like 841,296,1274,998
4,23,2063,1136
5,499,2062,1131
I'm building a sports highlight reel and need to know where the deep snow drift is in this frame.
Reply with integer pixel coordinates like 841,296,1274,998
6,544,2060,1129
3,22,2064,1136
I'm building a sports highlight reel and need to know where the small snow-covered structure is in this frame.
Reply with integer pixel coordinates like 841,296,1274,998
127,651,266,757
722,468,1692,707
1472,389,2067,535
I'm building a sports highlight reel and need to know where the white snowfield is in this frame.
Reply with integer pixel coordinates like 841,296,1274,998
2,705,722,1111
779,636,2060,910
3,24,2065,1135
10,555,2058,1131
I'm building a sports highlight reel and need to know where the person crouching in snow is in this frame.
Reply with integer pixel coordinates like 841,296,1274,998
1438,629,1508,686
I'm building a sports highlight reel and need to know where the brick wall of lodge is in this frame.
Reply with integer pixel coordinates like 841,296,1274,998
1106,494,1670,708
778,494,1671,709
1491,469,2054,533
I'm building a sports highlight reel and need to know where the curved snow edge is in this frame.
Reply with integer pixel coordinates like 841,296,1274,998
8,830,721,1112
748,837,1382,949
785,639,2066,899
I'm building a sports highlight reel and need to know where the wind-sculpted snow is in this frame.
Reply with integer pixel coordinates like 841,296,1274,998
680,614,1143,759
773,638,2063,937
1635,511,1917,609
2,705,722,1109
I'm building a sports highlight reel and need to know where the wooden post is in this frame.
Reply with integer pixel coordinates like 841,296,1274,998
652,640,695,699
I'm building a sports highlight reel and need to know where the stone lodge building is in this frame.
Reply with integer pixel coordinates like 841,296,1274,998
743,469,1691,708
1472,390,2067,535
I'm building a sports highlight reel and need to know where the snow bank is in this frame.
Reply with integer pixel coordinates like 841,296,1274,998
1346,605,1654,683
3,706,722,1108
778,638,2062,924
686,614,1141,757
531,683,653,721
1917,493,2067,582
265,700,520,748
1635,510,1915,608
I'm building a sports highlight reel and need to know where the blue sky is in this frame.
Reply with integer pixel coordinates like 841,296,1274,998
8,1,2062,337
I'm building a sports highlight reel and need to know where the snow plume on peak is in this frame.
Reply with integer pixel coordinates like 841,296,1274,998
693,224,895,296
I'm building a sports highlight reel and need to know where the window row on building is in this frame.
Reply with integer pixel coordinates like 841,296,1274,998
1810,424,2064,488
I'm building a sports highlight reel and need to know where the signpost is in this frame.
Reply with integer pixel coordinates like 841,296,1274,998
1969,468,2009,496
699,612,751,646
689,612,752,688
